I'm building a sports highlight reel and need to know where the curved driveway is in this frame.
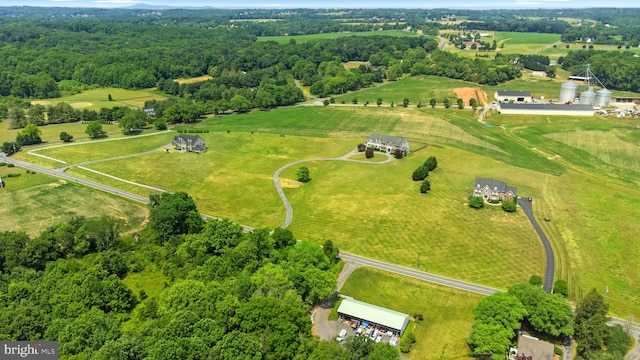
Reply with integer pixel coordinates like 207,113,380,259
273,148,392,228
518,197,555,293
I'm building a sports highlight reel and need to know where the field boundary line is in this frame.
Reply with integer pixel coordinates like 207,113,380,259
77,165,167,193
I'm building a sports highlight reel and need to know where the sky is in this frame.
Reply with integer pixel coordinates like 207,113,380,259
2,0,640,9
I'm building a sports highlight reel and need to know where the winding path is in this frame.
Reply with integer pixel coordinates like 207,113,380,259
272,148,393,228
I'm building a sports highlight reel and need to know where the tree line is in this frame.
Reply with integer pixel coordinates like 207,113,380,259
0,191,400,359
468,280,631,360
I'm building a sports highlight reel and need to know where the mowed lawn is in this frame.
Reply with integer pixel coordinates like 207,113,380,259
29,131,175,165
494,31,561,53
76,133,360,228
340,267,481,360
494,116,640,318
334,75,482,105
0,120,122,145
75,130,546,289
182,106,501,152
284,144,546,288
257,30,420,44
0,167,148,237
32,87,167,111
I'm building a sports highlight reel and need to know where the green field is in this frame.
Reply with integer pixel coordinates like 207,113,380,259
334,75,482,105
341,267,481,360
32,87,167,111
30,131,175,165
538,43,640,59
56,107,547,289
444,31,561,57
257,30,421,44
0,166,148,236
0,120,123,146
11,74,640,319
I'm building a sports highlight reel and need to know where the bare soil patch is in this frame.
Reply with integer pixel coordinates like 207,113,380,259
31,100,51,106
453,87,488,105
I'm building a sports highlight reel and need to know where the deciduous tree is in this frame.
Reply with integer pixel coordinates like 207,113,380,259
85,121,106,138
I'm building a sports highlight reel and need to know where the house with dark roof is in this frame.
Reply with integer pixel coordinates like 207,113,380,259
172,134,207,153
495,90,533,103
365,134,410,156
473,178,517,202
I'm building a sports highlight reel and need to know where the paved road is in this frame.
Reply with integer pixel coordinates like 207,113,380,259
5,153,638,340
272,149,392,228
338,252,503,296
518,197,555,293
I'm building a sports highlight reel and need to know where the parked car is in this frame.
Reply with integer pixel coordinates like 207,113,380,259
375,334,383,343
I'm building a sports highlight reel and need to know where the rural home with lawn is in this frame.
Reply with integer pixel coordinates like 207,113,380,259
337,297,410,336
495,90,533,103
365,134,410,156
473,178,518,202
172,134,207,153
508,334,554,360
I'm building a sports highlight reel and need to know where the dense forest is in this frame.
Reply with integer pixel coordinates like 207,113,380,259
0,6,639,126
0,191,401,359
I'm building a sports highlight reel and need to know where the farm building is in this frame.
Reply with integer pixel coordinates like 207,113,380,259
497,103,594,116
172,134,207,153
365,134,410,156
494,90,533,103
473,178,517,202
337,298,410,336
508,334,554,360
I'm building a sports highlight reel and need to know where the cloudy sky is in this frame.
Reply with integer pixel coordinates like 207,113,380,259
2,0,640,8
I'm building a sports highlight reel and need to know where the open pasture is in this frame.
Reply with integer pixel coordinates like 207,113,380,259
494,31,561,53
180,106,501,152
0,120,122,145
0,167,148,237
545,129,640,172
341,267,481,360
33,87,166,111
334,75,482,106
24,84,640,317
73,128,546,289
29,131,175,165
256,29,420,44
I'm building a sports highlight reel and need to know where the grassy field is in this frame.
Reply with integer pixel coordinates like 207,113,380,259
340,267,481,360
334,75,482,105
0,166,148,237
32,87,167,111
174,75,213,84
444,30,560,57
0,120,123,145
538,43,640,59
257,30,421,44
29,131,175,165
65,108,547,289
9,73,639,318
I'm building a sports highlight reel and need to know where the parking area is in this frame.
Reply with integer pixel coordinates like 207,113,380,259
335,317,400,347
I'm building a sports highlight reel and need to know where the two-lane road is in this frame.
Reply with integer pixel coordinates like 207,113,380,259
4,154,638,338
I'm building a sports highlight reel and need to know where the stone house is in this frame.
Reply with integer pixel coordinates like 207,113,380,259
365,134,410,156
473,178,517,202
172,134,207,153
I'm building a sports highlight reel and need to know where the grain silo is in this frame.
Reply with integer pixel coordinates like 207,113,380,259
594,88,612,107
559,81,579,103
579,87,596,105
